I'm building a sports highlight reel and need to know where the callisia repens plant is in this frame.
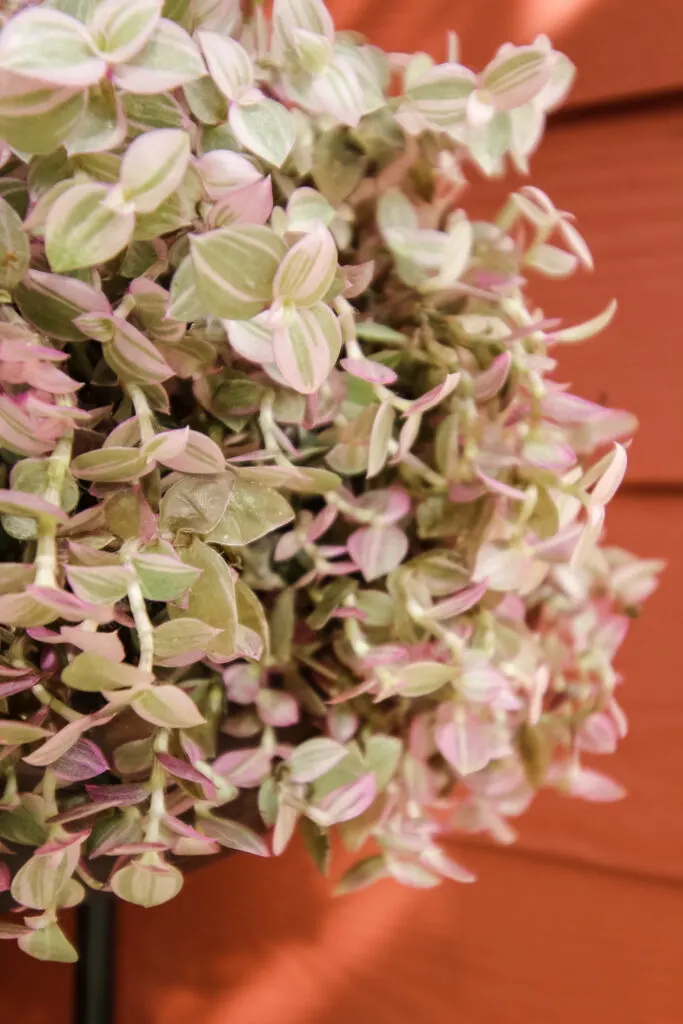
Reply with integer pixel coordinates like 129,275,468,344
0,0,662,964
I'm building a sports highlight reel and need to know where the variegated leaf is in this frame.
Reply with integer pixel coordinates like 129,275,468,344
190,224,285,319
45,183,135,272
120,128,191,213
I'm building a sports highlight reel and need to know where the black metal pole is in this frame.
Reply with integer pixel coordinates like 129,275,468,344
75,890,116,1024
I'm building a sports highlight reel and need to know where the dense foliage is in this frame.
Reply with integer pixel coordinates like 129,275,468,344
0,0,661,963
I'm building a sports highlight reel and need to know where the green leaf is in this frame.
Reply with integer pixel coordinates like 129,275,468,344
122,91,185,132
120,128,191,213
205,477,294,547
152,618,220,662
14,269,112,342
0,7,106,88
159,472,235,535
0,69,86,155
0,195,29,290
190,224,285,320
111,857,183,907
66,564,132,604
273,226,337,307
168,253,203,320
170,536,238,636
229,97,295,168
45,182,135,272
0,720,51,744
133,192,192,241
197,31,254,102
70,446,153,483
62,652,154,691
133,551,201,601
65,80,125,156
89,0,163,65
272,301,341,394
183,74,228,124
11,851,75,910
2,457,78,541
113,17,205,94
18,923,78,964
197,814,269,856
133,685,205,727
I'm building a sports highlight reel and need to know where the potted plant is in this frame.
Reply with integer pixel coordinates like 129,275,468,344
0,0,661,963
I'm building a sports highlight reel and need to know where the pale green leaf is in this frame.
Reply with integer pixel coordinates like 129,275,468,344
90,0,163,65
120,128,191,213
62,652,154,691
45,182,135,272
190,224,285,319
229,98,296,169
205,477,294,547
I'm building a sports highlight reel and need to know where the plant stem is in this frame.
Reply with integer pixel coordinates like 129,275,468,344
125,571,154,674
34,682,83,722
34,404,74,589
129,384,155,447
145,730,168,844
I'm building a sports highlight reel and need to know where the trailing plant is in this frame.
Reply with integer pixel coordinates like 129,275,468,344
0,0,661,963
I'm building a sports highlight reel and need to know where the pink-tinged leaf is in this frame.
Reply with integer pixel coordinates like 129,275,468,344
273,227,337,307
156,753,216,795
197,149,263,198
0,8,107,88
288,737,348,784
27,586,115,625
540,388,607,425
224,311,274,364
23,716,92,767
474,351,512,401
151,429,225,474
256,689,299,727
198,814,269,856
435,707,497,776
111,858,183,907
143,427,189,463
113,19,205,95
354,487,411,526
273,303,341,395
120,128,190,214
163,816,218,843
0,861,10,893
66,564,132,606
419,846,476,884
0,396,52,457
52,738,109,783
209,177,274,228
475,470,527,501
133,686,205,728
367,401,395,479
0,674,40,698
548,764,626,802
86,783,150,807
340,358,397,385
222,663,261,704
348,524,409,582
101,317,174,384
404,373,460,416
57,627,125,663
429,580,488,621
577,713,620,755
0,489,68,523
197,31,254,102
589,442,627,508
316,772,376,825
340,261,374,299
213,747,271,787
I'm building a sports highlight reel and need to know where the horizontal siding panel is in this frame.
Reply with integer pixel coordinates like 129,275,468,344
467,101,683,483
116,838,683,1024
328,0,683,108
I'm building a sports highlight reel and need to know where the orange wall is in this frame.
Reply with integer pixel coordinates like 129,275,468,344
3,2,683,1021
